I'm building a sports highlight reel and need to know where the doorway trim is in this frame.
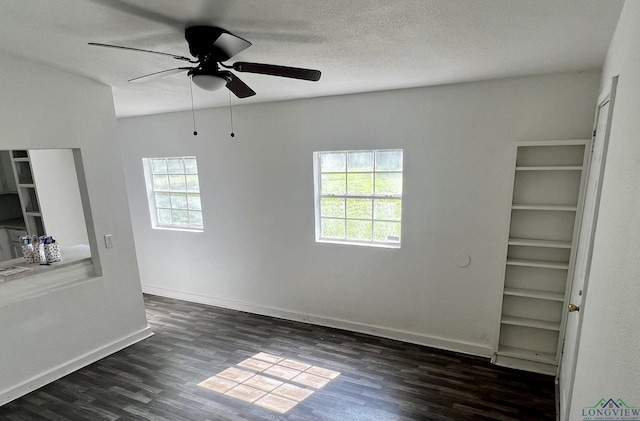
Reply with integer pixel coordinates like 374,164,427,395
556,75,618,421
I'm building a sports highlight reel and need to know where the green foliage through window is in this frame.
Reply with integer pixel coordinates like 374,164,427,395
316,149,403,246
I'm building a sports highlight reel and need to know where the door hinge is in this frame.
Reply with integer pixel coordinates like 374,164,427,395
593,128,597,138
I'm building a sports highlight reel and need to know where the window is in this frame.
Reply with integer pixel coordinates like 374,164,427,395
314,149,403,248
143,156,203,231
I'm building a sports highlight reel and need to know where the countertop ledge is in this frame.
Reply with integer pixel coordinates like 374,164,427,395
0,245,92,284
0,219,26,231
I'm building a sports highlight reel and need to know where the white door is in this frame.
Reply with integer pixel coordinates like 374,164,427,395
558,77,617,421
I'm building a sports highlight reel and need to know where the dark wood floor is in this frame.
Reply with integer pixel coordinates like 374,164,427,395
0,294,556,420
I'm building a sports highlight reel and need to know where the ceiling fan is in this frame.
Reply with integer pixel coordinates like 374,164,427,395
89,26,321,98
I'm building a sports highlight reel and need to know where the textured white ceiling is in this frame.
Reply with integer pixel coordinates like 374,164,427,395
0,0,624,117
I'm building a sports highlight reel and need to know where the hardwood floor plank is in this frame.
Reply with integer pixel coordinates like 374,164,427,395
0,294,556,420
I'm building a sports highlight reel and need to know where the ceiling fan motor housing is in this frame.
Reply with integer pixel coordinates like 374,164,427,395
187,66,229,80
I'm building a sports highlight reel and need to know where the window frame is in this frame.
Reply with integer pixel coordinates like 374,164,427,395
142,156,204,232
313,149,403,248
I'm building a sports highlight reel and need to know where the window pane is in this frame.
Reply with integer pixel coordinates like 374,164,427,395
170,193,188,209
169,174,186,191
167,158,184,174
184,158,198,174
347,151,374,172
146,156,204,231
314,149,403,247
155,192,171,208
321,173,346,195
347,220,372,240
186,175,200,192
322,218,345,239
189,211,203,228
374,199,402,221
172,209,189,226
153,175,169,190
347,173,374,195
151,159,167,174
346,198,372,219
187,194,202,210
375,173,402,195
373,221,401,242
376,150,403,171
157,208,172,225
320,152,346,172
321,198,345,217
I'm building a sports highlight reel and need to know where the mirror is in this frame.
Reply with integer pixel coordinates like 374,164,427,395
0,149,90,263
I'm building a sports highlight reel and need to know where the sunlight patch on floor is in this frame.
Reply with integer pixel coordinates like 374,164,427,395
198,352,340,413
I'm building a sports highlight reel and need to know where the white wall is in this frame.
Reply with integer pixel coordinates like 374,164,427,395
569,2,640,419
119,71,599,356
30,149,89,246
0,54,150,404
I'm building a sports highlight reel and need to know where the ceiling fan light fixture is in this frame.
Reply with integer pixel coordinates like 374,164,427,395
191,74,228,91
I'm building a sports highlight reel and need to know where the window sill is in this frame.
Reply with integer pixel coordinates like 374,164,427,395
316,239,401,249
152,226,204,233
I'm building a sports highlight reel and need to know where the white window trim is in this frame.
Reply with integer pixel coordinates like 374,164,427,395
313,149,403,249
142,157,204,232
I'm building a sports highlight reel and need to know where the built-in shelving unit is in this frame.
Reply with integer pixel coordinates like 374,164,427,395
10,150,45,237
493,140,590,375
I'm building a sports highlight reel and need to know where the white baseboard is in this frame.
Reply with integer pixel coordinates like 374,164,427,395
142,285,494,358
0,326,153,406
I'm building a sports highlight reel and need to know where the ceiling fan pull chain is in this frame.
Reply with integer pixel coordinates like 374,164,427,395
190,78,198,136
228,90,235,138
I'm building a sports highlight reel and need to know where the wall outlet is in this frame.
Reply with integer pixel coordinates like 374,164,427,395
104,234,113,249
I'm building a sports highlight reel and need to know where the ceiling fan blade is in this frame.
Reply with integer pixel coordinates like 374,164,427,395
221,71,256,98
185,27,252,62
214,32,252,61
129,67,192,83
88,42,196,63
232,62,321,81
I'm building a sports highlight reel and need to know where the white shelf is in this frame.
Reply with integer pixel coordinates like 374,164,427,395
497,141,588,374
506,258,568,270
496,346,557,364
10,150,46,237
512,203,577,212
508,237,572,249
503,287,565,302
501,316,561,331
515,165,583,171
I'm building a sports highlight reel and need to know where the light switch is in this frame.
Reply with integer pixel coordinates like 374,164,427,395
104,234,114,249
